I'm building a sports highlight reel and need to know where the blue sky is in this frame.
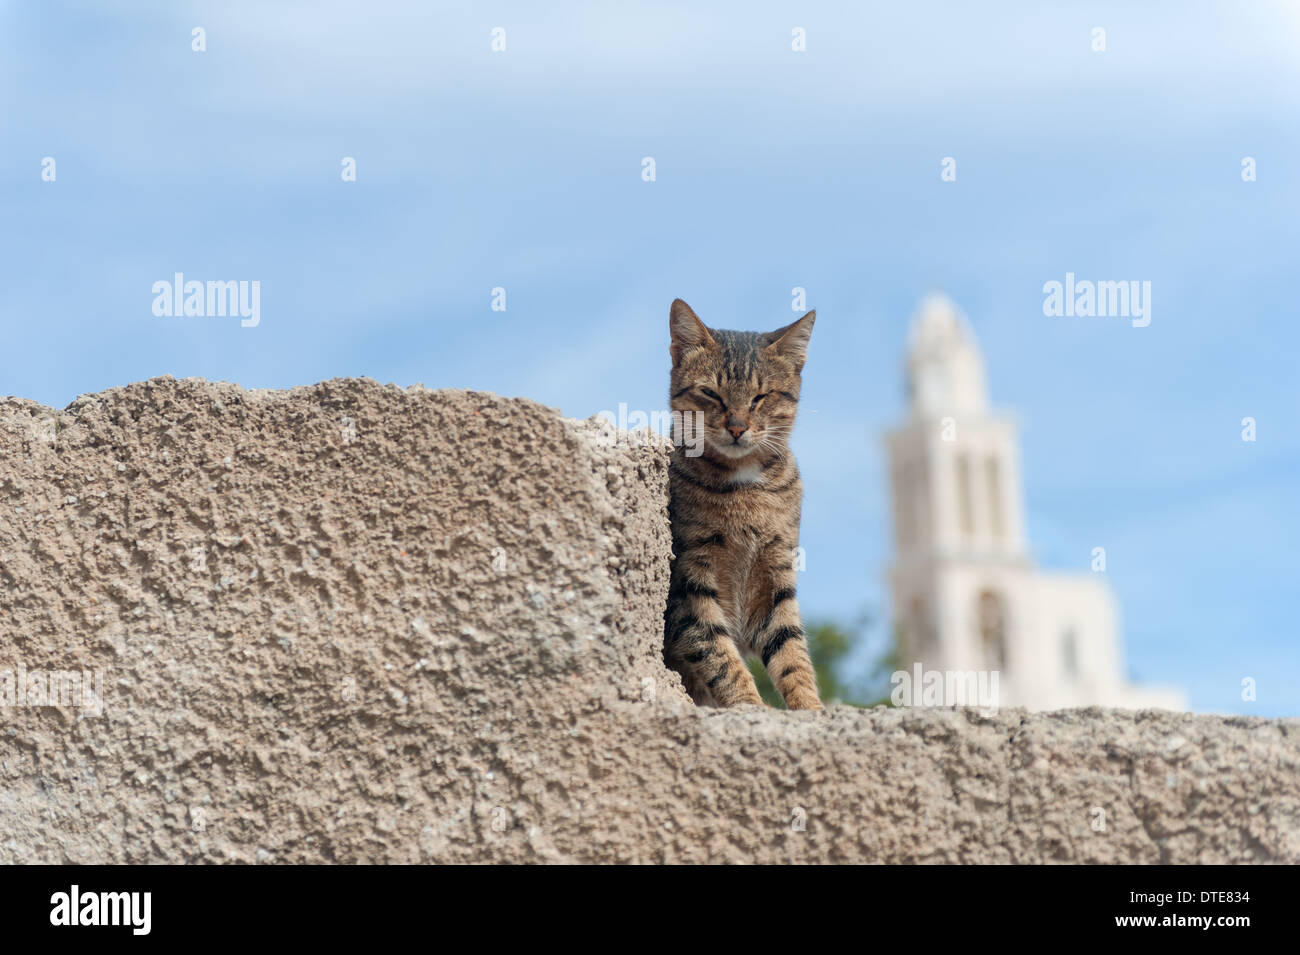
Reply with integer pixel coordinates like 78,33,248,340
3,1,1297,714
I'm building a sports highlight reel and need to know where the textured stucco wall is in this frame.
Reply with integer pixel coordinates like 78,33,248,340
0,377,1296,863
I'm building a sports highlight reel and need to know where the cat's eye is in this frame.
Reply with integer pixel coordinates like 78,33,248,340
699,387,726,407
750,393,769,409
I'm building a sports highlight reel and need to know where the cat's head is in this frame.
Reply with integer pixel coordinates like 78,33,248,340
668,298,815,460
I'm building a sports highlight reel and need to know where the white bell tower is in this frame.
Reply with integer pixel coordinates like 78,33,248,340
885,293,1031,684
893,293,1030,564
884,293,1185,711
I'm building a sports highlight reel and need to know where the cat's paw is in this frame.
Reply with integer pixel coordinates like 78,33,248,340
785,690,823,711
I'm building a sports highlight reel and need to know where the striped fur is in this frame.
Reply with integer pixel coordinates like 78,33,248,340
663,299,822,710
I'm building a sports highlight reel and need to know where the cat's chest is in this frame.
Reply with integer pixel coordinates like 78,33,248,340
711,485,776,529
713,493,789,569
724,461,767,486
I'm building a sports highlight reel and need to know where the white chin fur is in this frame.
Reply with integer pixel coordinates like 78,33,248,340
708,438,758,459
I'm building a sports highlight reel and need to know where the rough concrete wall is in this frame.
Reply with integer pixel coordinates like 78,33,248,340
0,377,1296,863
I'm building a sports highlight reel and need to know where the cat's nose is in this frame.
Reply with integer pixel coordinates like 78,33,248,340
725,416,748,439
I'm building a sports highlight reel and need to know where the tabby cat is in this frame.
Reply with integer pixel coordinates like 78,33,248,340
663,299,822,710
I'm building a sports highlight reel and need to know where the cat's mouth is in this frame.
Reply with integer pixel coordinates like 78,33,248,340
708,435,759,459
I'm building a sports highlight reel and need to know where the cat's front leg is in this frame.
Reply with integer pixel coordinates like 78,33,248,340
752,573,822,711
665,565,763,707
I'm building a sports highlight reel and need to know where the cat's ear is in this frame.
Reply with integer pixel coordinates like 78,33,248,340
669,299,715,364
764,310,816,370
